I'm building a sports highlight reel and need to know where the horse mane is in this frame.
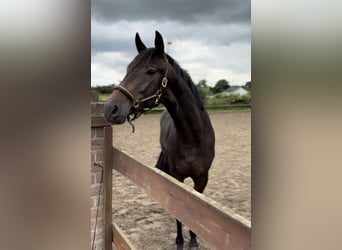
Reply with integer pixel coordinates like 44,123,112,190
165,54,204,111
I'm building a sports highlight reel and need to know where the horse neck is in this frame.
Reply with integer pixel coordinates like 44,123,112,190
162,77,204,143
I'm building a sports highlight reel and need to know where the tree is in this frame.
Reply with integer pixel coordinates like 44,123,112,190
244,81,251,91
210,79,230,94
197,79,208,89
195,79,211,103
91,84,115,94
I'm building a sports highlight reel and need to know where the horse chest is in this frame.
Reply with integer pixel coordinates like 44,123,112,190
172,147,203,175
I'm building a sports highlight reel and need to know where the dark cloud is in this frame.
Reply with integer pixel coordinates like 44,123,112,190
92,0,250,25
91,1,251,86
91,37,132,55
91,20,250,55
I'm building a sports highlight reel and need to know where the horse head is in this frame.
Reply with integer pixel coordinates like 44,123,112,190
104,31,169,124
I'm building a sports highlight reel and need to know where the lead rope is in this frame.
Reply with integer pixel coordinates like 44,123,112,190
127,114,135,133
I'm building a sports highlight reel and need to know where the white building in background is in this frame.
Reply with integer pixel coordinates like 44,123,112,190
222,86,249,96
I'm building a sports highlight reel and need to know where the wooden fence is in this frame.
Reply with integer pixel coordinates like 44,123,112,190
91,102,251,250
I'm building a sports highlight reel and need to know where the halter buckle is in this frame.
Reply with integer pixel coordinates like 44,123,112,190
133,101,140,109
155,89,162,104
161,77,168,88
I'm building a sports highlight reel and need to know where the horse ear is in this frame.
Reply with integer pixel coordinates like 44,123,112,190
154,31,164,54
135,32,147,53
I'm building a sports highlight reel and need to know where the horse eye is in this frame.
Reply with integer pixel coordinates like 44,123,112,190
146,68,156,75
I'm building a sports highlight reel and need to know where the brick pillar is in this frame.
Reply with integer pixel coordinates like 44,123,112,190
91,101,112,250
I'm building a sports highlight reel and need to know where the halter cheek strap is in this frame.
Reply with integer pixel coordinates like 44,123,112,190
113,58,169,110
113,77,168,110
113,77,168,109
112,58,169,133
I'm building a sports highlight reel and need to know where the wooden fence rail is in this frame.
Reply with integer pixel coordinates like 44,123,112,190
112,148,251,250
112,223,136,250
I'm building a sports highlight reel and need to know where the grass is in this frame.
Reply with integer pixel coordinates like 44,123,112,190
206,98,229,106
99,93,110,101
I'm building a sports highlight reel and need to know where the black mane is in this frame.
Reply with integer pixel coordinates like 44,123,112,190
165,54,204,111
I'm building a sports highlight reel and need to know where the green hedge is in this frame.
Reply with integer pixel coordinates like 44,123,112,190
91,84,115,94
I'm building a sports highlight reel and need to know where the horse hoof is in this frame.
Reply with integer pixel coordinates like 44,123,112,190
176,244,184,250
189,241,199,250
189,245,199,250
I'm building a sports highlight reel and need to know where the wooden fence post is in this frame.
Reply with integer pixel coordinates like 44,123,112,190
91,100,113,250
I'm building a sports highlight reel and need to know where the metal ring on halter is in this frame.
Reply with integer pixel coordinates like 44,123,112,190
133,101,141,109
155,89,162,104
161,77,168,88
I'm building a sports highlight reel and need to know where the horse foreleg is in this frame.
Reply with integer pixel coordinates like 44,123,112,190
176,219,184,250
170,172,185,250
189,173,209,250
189,230,198,249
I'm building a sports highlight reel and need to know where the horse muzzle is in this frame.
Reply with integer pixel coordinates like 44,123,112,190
104,101,129,124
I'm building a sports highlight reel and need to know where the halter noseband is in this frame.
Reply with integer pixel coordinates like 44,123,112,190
113,76,168,109
112,58,169,132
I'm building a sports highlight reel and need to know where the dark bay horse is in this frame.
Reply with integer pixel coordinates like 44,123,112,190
104,31,215,250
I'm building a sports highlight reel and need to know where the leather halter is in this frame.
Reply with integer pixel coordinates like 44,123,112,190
113,77,168,109
113,58,169,110
112,57,169,132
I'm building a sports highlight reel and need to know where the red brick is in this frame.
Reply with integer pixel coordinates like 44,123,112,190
91,196,103,207
91,240,104,250
91,173,96,185
95,172,103,184
91,138,103,146
91,184,103,196
91,218,103,229
91,197,96,207
91,163,102,171
91,206,103,218
91,172,103,185
91,150,102,163
95,128,104,138
91,103,105,115
95,151,103,162
91,152,95,162
91,227,104,240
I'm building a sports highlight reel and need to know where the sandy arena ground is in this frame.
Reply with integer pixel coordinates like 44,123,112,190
111,110,251,249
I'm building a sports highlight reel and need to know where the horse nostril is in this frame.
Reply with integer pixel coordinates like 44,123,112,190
104,102,126,124
110,104,119,119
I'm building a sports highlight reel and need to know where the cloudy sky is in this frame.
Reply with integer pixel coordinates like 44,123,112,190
91,0,250,87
